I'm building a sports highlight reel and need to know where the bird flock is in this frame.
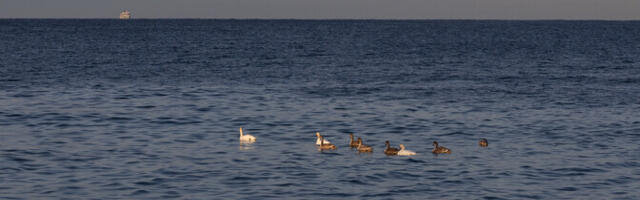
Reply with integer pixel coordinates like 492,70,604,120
239,127,488,155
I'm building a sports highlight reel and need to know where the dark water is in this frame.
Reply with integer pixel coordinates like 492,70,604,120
1,19,640,199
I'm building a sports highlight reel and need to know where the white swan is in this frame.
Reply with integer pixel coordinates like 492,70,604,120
315,132,331,145
397,144,416,156
239,127,256,143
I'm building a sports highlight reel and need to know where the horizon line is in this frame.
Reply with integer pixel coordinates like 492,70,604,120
1,17,640,21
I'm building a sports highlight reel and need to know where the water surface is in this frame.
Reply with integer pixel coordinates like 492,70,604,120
1,19,640,199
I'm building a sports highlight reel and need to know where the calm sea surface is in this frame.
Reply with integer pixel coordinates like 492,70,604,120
1,19,640,199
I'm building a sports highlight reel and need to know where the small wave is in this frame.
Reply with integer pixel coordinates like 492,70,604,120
135,105,156,109
556,187,578,191
553,167,606,173
0,167,22,173
7,156,32,163
406,158,425,163
482,196,509,200
437,131,471,136
130,190,149,195
339,179,371,185
134,178,165,186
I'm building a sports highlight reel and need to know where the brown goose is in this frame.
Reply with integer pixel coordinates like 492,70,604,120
349,133,359,148
318,135,336,150
479,138,488,147
356,137,373,152
384,141,399,155
432,141,451,154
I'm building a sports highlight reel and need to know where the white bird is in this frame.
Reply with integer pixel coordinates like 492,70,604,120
239,127,256,143
315,132,331,145
397,144,417,156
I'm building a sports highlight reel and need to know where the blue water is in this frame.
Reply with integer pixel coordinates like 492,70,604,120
1,19,640,199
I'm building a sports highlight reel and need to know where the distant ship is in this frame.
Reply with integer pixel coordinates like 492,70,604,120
119,10,131,19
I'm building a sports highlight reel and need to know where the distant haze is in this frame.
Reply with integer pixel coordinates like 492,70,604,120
1,0,639,20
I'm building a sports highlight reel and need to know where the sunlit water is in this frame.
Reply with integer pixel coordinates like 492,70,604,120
1,20,640,199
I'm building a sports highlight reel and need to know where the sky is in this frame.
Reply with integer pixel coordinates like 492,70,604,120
1,0,639,20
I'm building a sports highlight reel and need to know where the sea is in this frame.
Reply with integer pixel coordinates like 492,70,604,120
1,19,640,199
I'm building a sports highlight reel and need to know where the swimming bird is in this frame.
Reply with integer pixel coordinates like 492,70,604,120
356,137,373,152
318,135,337,150
316,132,331,145
479,138,488,147
349,133,359,148
432,141,451,154
397,144,416,156
384,141,399,155
239,127,256,143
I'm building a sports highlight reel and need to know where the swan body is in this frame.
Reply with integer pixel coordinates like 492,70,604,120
315,132,331,145
432,141,451,154
356,137,373,152
384,141,399,155
239,127,256,143
397,144,416,156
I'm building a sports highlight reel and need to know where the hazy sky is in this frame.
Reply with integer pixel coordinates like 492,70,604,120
1,0,639,20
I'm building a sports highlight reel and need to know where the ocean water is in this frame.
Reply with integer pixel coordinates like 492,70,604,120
1,19,640,199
